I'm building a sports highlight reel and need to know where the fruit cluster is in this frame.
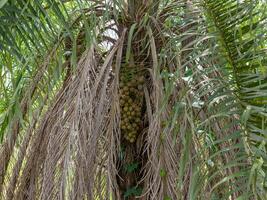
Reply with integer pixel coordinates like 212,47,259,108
120,76,144,143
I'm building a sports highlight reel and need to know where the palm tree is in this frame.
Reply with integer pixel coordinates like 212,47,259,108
0,0,266,199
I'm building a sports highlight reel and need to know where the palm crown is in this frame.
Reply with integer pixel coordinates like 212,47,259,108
0,0,266,199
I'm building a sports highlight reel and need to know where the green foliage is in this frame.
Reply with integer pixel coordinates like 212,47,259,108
160,168,167,177
123,186,143,199
202,0,267,197
124,162,139,173
164,196,172,200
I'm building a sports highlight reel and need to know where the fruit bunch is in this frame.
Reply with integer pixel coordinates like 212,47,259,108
119,75,144,143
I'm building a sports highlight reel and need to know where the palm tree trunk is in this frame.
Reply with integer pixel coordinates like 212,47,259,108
116,2,163,198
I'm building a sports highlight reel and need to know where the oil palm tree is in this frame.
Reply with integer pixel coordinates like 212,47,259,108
0,0,266,199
